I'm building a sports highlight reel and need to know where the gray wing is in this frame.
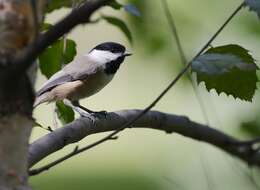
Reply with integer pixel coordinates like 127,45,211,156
36,70,73,96
36,55,101,96
63,55,101,80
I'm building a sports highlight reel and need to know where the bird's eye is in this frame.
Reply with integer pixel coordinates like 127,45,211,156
111,49,117,53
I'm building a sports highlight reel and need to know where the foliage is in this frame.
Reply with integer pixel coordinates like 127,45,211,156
56,101,75,124
192,44,258,101
39,38,76,78
45,0,81,13
38,38,76,124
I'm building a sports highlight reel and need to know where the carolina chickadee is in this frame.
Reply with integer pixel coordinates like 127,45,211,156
34,42,132,115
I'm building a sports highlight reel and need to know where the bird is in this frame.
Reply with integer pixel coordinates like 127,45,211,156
34,42,132,116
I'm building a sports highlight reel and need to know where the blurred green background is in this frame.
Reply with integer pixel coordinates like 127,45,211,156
31,0,260,189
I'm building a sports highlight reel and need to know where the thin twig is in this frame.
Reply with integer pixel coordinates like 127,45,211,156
28,2,245,174
34,122,53,132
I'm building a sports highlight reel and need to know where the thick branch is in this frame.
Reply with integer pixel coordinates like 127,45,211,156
29,110,260,169
0,0,111,82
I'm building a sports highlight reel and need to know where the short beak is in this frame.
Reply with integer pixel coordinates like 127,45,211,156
124,51,132,57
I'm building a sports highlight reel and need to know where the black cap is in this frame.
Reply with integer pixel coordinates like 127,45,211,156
91,42,126,53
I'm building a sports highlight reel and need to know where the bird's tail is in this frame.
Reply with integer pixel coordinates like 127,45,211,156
33,93,50,108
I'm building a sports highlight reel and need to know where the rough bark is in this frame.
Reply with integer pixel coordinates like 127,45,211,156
0,0,35,58
0,116,32,190
0,0,41,189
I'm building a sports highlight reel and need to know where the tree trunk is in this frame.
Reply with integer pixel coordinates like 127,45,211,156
0,116,32,190
0,74,34,189
0,0,45,189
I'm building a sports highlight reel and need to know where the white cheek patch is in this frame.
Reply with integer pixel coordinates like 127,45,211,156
88,49,122,66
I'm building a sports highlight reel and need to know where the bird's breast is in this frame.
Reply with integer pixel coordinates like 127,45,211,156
68,71,114,101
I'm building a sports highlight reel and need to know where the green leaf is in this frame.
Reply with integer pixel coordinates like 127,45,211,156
46,0,81,13
41,23,53,31
102,15,133,44
63,39,77,64
39,40,63,78
106,0,122,9
192,44,259,101
39,38,77,78
56,101,75,124
39,39,77,124
245,0,260,18
46,0,71,13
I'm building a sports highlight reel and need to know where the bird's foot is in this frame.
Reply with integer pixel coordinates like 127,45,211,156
72,107,95,122
65,99,107,120
90,110,107,118
76,107,107,120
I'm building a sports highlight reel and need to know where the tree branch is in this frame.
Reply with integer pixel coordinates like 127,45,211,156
0,0,111,82
29,110,260,174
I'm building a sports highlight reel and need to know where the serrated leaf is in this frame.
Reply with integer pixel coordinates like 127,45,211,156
207,44,256,64
245,0,260,18
124,4,141,17
39,38,77,78
102,15,133,44
56,101,75,124
192,44,258,101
